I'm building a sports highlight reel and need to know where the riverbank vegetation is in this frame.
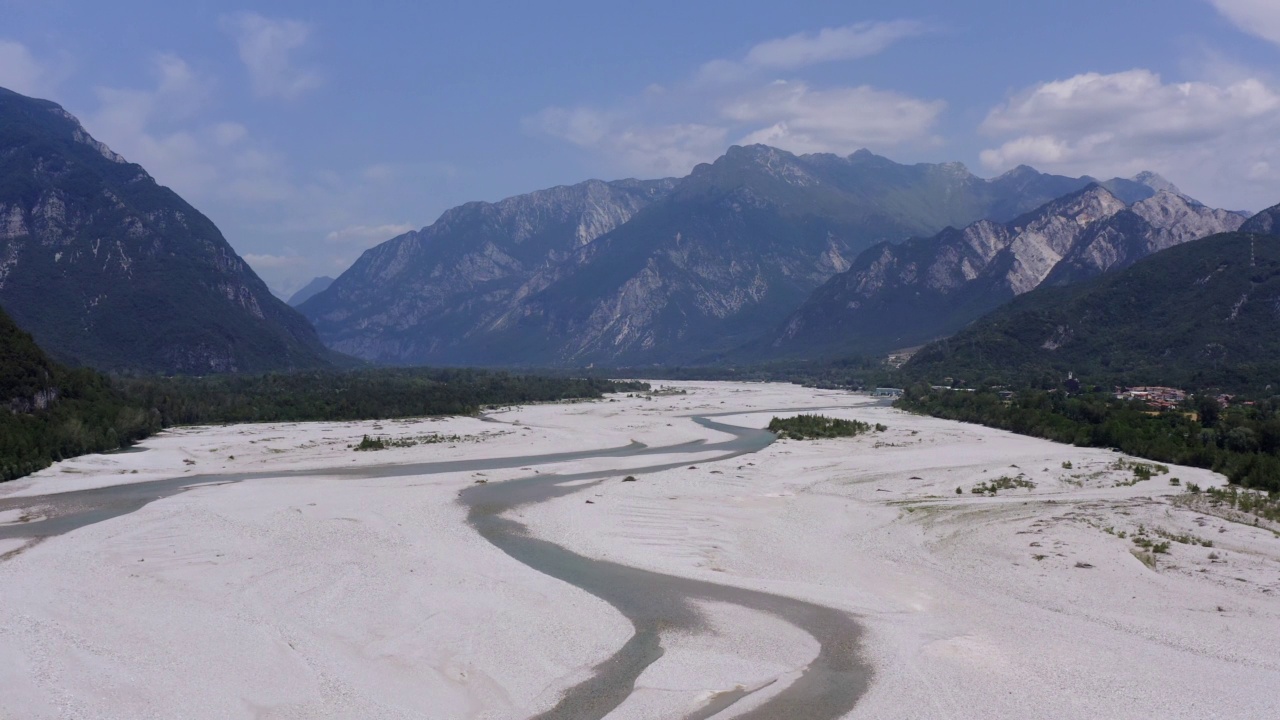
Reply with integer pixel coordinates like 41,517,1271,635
1,307,157,481
1,366,156,482
898,386,1280,493
114,370,646,426
3,359,648,482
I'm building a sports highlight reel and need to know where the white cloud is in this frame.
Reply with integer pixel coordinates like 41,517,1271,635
981,70,1278,141
325,223,415,245
87,54,233,194
979,69,1280,208
726,81,945,154
698,20,928,83
84,52,311,212
1208,0,1280,46
361,163,396,182
0,40,48,96
526,21,942,177
212,122,248,146
222,12,321,100
525,107,728,176
527,81,943,176
525,106,615,147
48,49,422,292
243,252,305,269
746,20,927,70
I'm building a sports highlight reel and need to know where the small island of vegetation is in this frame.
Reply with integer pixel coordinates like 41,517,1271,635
767,414,885,440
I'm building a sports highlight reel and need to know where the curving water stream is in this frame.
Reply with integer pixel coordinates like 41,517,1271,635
0,408,871,718
461,415,869,719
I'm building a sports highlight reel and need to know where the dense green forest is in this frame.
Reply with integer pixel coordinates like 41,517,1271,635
1,368,158,482
2,319,648,483
898,386,1280,493
114,369,645,426
0,307,157,481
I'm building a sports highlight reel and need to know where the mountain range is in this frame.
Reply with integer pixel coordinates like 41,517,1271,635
301,145,1201,367
0,87,337,374
3,84,1270,378
765,185,1245,360
903,222,1280,391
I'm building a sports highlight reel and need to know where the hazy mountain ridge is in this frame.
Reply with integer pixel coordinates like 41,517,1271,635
301,177,677,364
287,276,334,307
0,86,336,374
767,184,1245,360
304,144,1141,366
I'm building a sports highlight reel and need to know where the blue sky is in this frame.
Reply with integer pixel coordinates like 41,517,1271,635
3,0,1280,293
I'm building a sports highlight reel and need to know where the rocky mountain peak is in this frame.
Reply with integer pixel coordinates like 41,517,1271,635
997,164,1040,180
1129,191,1240,235
1013,184,1125,233
1131,170,1181,196
845,148,904,168
1069,183,1125,215
766,178,1242,361
708,144,814,185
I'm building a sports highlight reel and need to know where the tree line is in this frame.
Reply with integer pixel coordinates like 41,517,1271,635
2,367,648,482
897,385,1280,493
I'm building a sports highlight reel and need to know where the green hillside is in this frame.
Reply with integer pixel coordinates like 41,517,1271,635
0,306,155,480
905,232,1280,392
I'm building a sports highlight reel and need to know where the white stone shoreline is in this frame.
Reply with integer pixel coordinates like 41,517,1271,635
1,381,1277,718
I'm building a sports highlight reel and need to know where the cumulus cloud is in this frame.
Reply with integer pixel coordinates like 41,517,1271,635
46,47,420,292
1207,0,1280,46
524,106,615,147
727,81,945,154
361,163,397,182
526,107,728,176
0,40,49,96
243,252,305,269
698,20,928,83
222,12,321,100
979,69,1280,208
526,82,942,176
87,54,238,195
83,54,308,210
526,21,941,176
325,223,415,245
